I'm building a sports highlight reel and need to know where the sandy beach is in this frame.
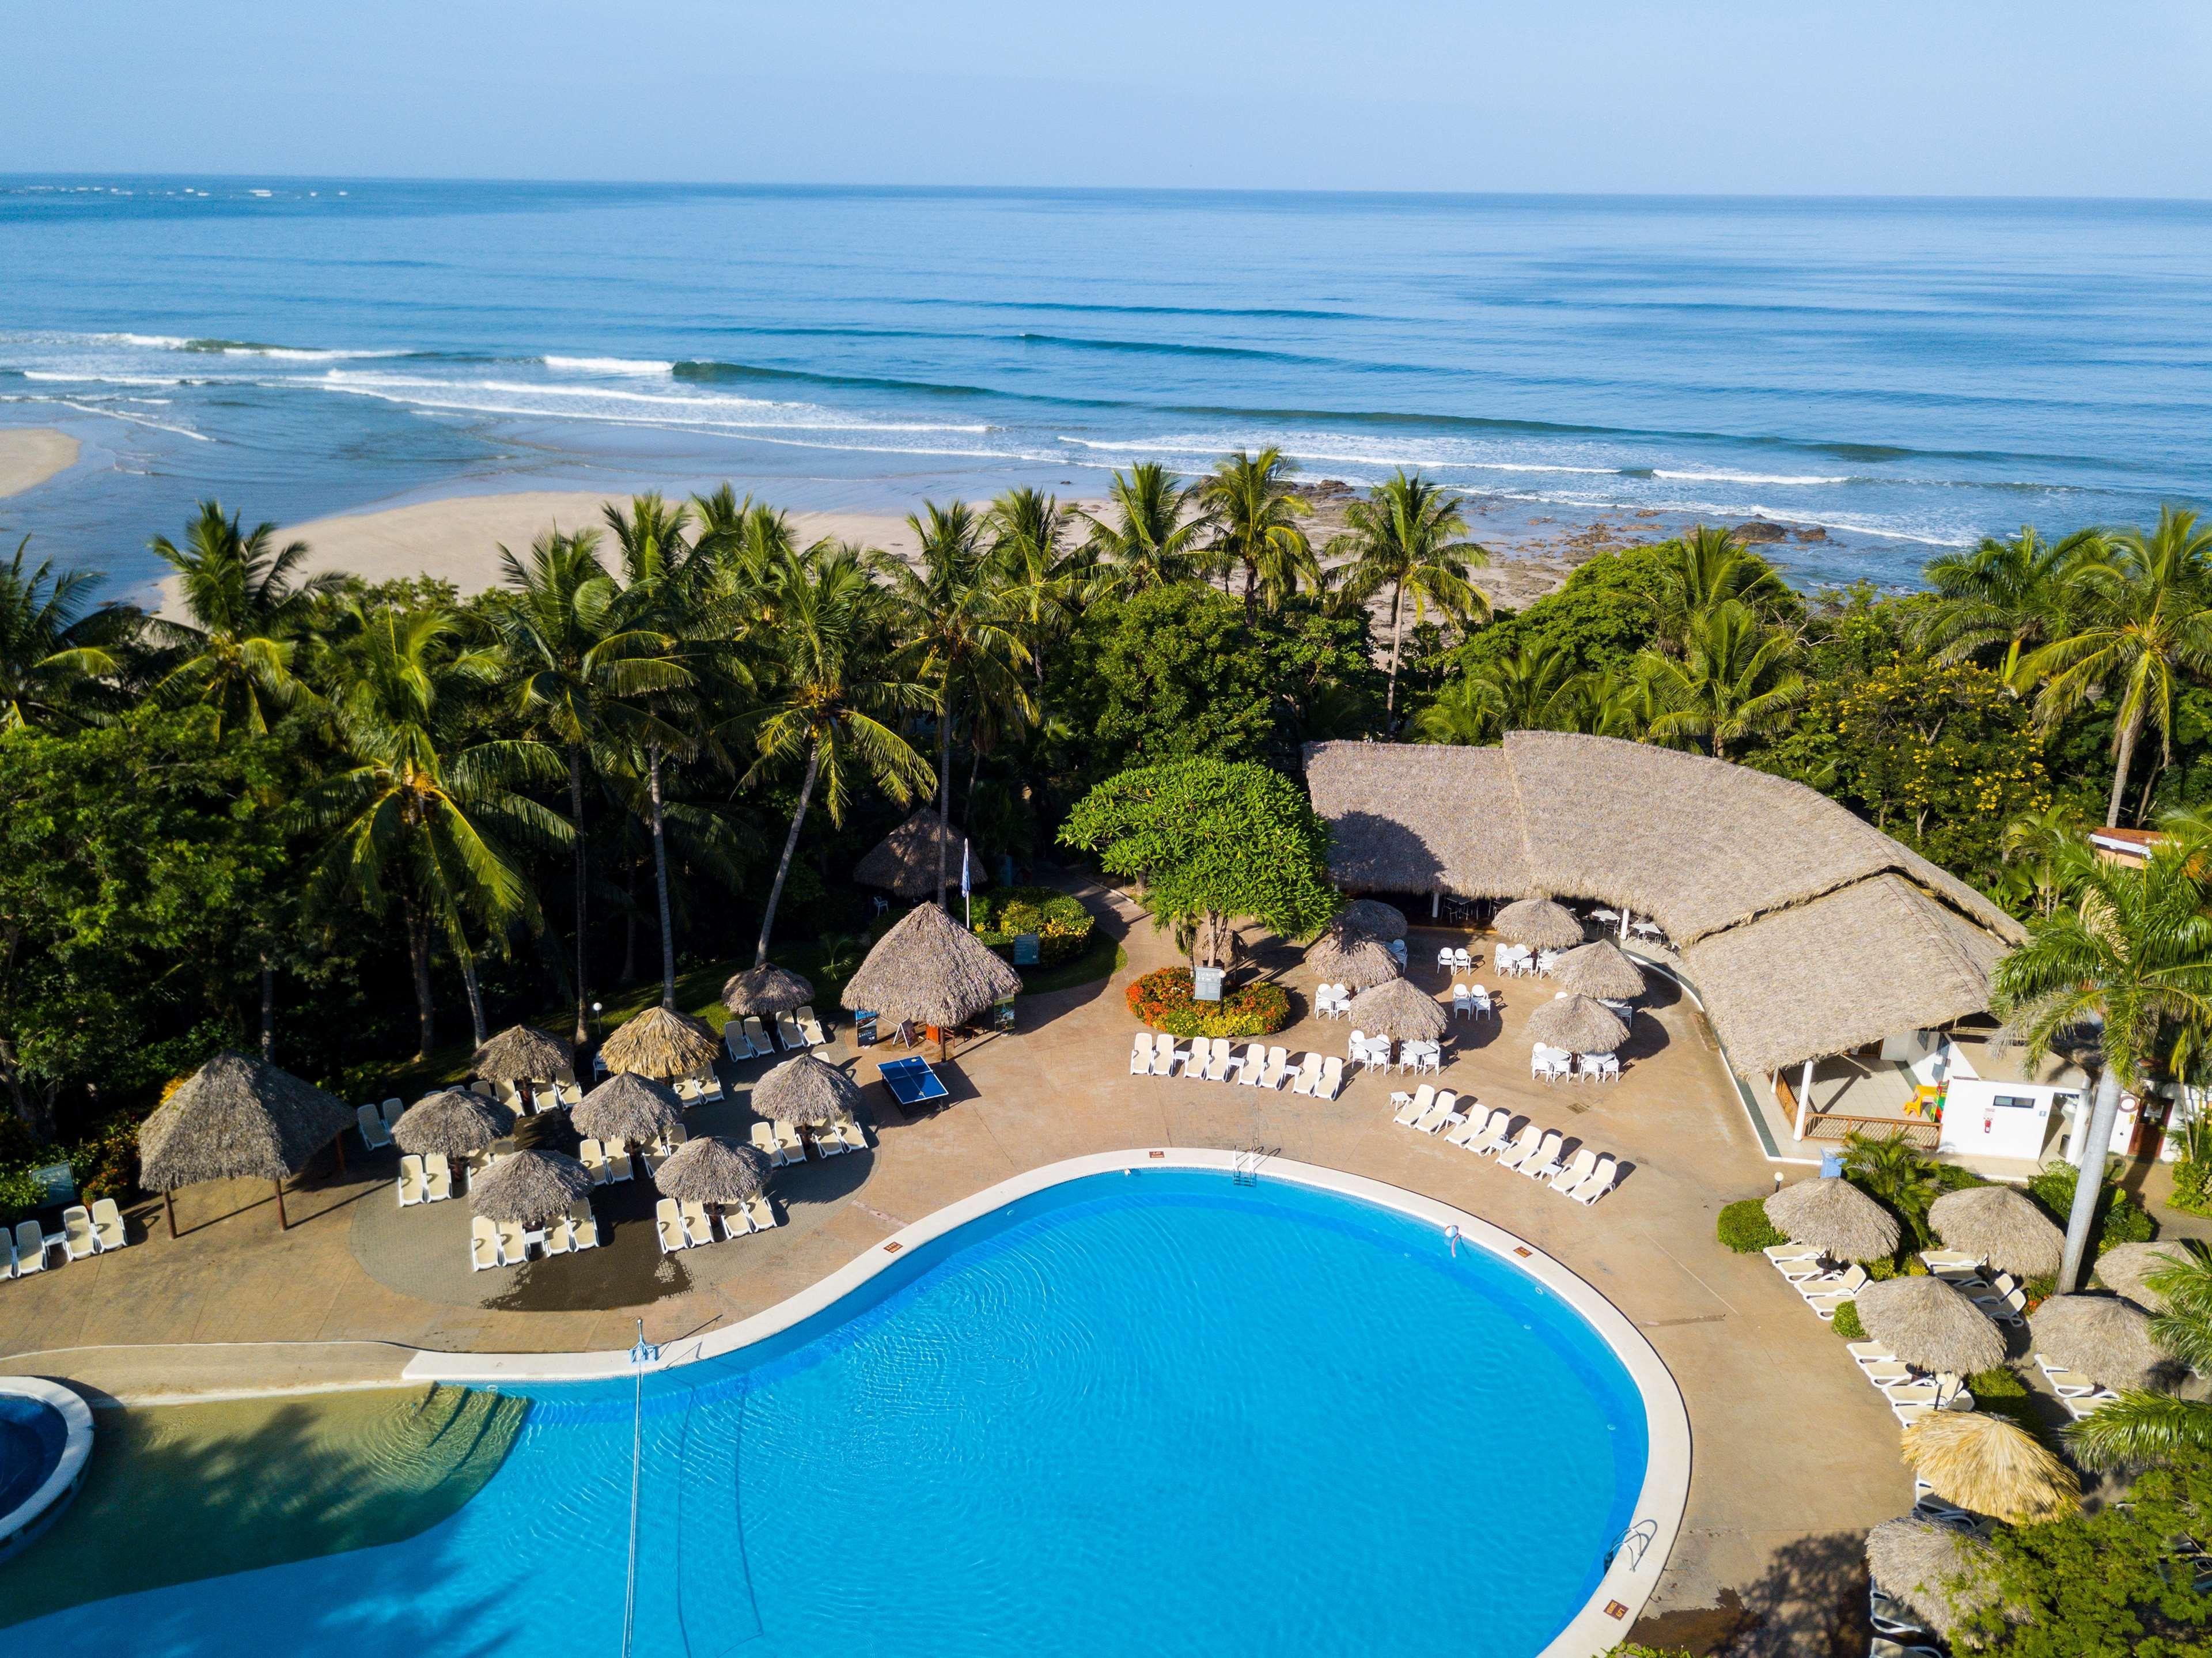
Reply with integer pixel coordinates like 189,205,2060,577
0,429,79,498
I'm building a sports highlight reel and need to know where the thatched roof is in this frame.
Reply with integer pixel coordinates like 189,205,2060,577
139,1052,354,1191
393,1091,515,1159
598,1005,721,1079
1865,1516,2003,1638
1303,732,2025,1073
469,1024,571,1084
467,1149,592,1226
1526,993,1630,1055
1336,898,1407,940
1929,1186,2063,1278
840,900,1021,1027
572,1073,682,1144
1346,977,1448,1042
2094,1240,2196,1314
753,1054,863,1127
1550,940,1646,1001
1901,1410,2080,1524
1854,1275,2008,1374
1765,1176,1902,1262
1493,897,1585,949
1306,926,1401,991
722,962,815,1016
2030,1293,2175,1392
854,809,981,898
654,1136,767,1203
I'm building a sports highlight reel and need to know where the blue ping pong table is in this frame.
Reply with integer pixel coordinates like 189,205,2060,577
878,1056,948,1108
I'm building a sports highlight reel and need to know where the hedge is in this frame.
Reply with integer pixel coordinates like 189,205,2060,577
970,887,1096,967
1830,1300,1865,1341
1717,1198,1787,1254
2023,1160,2157,1255
1126,967,1291,1039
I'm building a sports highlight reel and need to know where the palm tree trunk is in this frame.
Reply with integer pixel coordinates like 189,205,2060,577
2106,706,2142,828
566,743,589,1047
259,953,275,1062
755,743,820,967
402,899,435,1061
647,743,677,1009
936,691,953,910
965,740,983,818
1243,562,1258,622
459,945,488,1049
2059,1062,2125,1292
1385,580,1407,724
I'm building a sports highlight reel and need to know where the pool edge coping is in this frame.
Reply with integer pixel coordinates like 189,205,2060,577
403,1147,1692,1658
0,1375,94,1564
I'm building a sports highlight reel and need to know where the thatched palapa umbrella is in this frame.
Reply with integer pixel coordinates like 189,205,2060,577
1865,1516,2003,1639
1346,977,1447,1043
654,1136,767,1204
138,1051,354,1236
1929,1185,2063,1278
722,963,815,1017
755,1054,863,1127
854,809,978,899
1526,992,1630,1057
1901,1410,2080,1524
841,900,1021,1059
1853,1275,2007,1375
1763,1175,1902,1265
1335,899,1407,941
2094,1240,2195,1313
393,1090,514,1160
2030,1293,2175,1392
599,1005,720,1080
469,1024,572,1085
1549,940,1645,1002
468,1149,592,1227
573,1073,682,1147
1493,896,1584,950
1307,926,1400,992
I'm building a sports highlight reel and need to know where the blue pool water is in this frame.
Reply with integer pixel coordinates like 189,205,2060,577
7,1172,1650,1655
0,1396,66,1520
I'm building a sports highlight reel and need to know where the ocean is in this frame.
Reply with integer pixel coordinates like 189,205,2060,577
2,177,2210,601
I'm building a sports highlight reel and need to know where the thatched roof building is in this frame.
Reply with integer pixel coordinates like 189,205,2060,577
599,1006,720,1079
467,1149,592,1227
469,1024,572,1084
139,1052,354,1232
1901,1410,2080,1524
1865,1516,2003,1638
1346,978,1447,1042
655,1136,768,1203
2030,1293,2176,1392
393,1091,515,1160
1929,1185,2063,1278
722,963,815,1017
854,809,981,898
753,1054,863,1127
1335,898,1407,941
573,1073,682,1145
1307,926,1401,991
1526,993,1630,1055
2094,1240,2195,1314
1550,940,1645,1001
1763,1175,1900,1262
1854,1276,2007,1375
1493,897,1585,950
1304,732,2025,1078
841,900,1021,1035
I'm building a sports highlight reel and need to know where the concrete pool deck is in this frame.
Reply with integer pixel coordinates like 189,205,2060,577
0,876,1929,1652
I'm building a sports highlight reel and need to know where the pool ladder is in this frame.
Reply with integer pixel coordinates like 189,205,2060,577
1232,1143,1272,1186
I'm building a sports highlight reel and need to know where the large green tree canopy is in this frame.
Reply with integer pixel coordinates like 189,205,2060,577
1058,757,1337,969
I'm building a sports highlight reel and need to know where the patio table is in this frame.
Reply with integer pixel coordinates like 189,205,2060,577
878,1055,949,1108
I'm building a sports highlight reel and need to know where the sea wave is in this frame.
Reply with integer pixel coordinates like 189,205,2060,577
316,370,994,435
1648,468,1853,486
541,355,675,376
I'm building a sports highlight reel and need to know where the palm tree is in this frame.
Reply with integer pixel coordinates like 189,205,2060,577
2001,801,2090,918
741,540,934,964
1328,470,1490,724
1411,642,1581,745
1199,448,1316,618
147,501,344,735
1564,665,1653,740
2018,506,2212,828
2067,1241,2212,1468
490,529,687,1046
0,537,131,729
1841,1129,1941,1247
1918,526,2101,686
1650,524,1794,652
1994,840,2212,1291
300,604,570,1056
1639,601,1806,761
984,487,1086,687
1077,463,1211,596
881,501,1035,906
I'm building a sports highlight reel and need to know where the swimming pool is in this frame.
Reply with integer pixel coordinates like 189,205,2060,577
7,1164,1677,1656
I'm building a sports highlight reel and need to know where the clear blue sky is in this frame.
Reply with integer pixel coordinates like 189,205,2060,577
6,1,2208,196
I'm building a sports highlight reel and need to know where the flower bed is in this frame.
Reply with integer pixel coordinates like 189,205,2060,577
1125,967,1291,1039
971,887,1097,967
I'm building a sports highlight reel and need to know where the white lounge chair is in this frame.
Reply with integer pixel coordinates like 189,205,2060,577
1130,1034,1154,1076
1416,1091,1461,1134
751,1121,787,1168
835,1113,868,1152
90,1198,126,1251
810,1120,846,1158
676,1076,703,1107
357,1103,393,1150
397,1154,428,1206
680,1200,715,1248
469,1216,501,1271
1259,1045,1290,1088
1549,1147,1598,1194
380,1097,406,1132
579,1137,609,1184
1568,1156,1618,1205
1849,1342,1898,1366
1316,1056,1345,1099
656,1198,687,1254
493,1218,527,1265
1974,1285,2028,1326
797,1005,828,1046
774,1119,806,1163
60,1205,96,1262
743,1015,772,1055
775,1012,805,1050
423,1153,454,1202
540,1213,574,1256
11,1218,43,1275
717,1203,753,1240
604,1142,635,1183
1203,1039,1234,1082
570,1200,601,1250
1494,1125,1543,1171
531,1084,559,1114
1236,1043,1265,1085
1290,1054,1322,1096
1393,1084,1435,1127
747,1194,778,1231
1517,1131,1566,1183
726,1026,756,1062
1451,1107,1510,1153
1153,1032,1179,1074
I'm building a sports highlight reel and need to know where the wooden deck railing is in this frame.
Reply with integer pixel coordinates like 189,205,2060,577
1797,1111,1941,1150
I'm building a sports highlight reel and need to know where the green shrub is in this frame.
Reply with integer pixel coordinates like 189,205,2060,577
2026,1159,2157,1254
1716,1198,1787,1253
1966,1365,2054,1443
1831,1299,1866,1341
1124,967,1290,1038
2173,1158,2212,1217
970,887,1096,966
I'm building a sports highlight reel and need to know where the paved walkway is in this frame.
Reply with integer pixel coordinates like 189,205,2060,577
1,875,1929,1651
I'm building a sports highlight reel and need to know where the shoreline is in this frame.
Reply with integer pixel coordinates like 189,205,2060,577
0,428,79,498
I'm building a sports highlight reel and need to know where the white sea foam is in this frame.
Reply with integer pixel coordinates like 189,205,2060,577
23,371,187,388
317,370,992,435
39,398,212,441
541,355,676,377
1650,469,1854,486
